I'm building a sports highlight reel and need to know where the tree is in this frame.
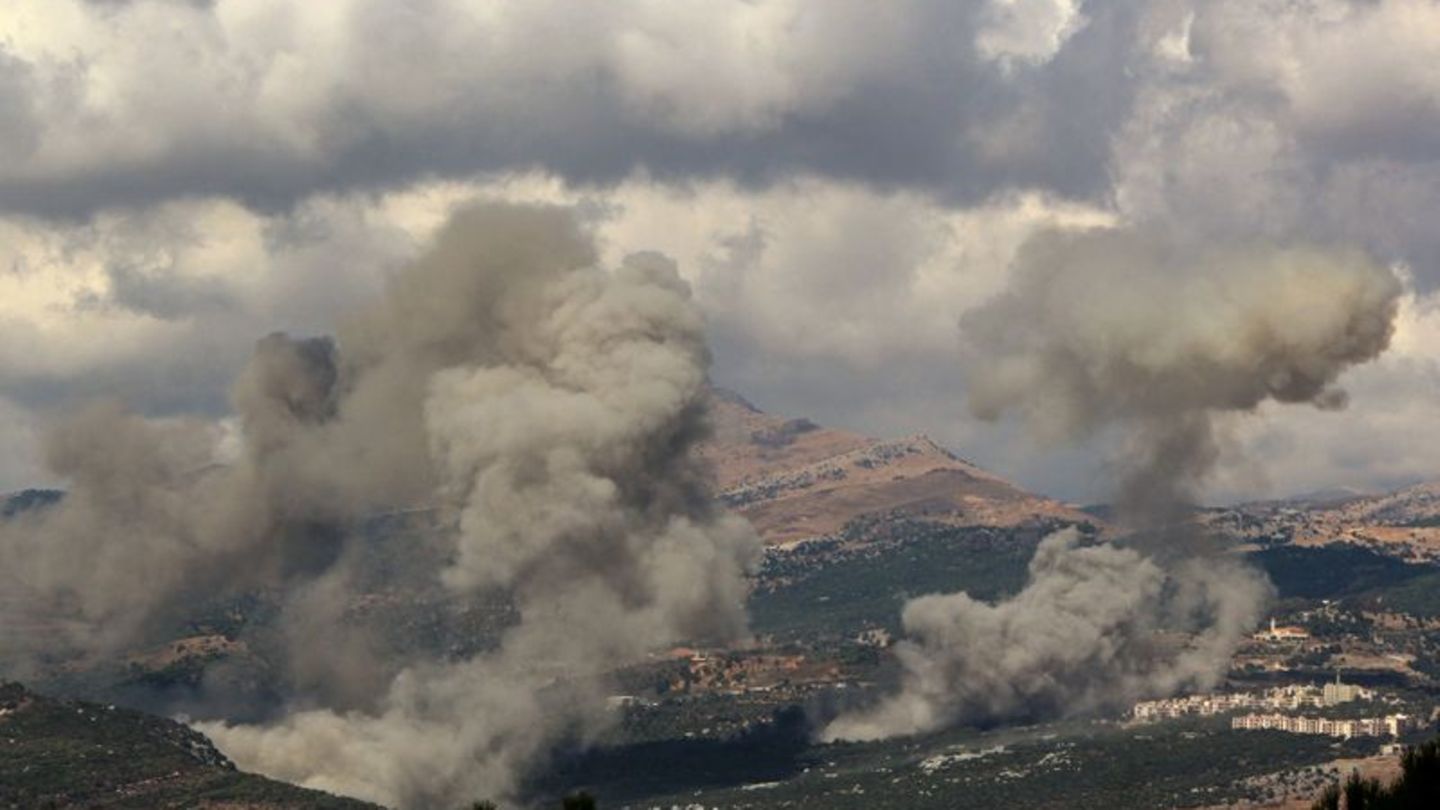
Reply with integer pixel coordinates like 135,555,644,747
1311,738,1440,809
561,791,597,810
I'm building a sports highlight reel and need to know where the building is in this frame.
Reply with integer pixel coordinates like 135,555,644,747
1230,712,1413,739
1386,714,1414,737
1323,671,1371,705
1255,617,1311,642
1129,682,1350,724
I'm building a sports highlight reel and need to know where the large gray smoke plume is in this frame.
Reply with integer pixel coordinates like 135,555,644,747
825,227,1400,742
964,229,1402,518
823,527,1268,740
0,204,760,806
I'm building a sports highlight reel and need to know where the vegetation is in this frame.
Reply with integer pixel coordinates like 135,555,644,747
8,504,1436,809
464,794,597,809
533,711,1380,809
561,792,598,810
1395,515,1440,528
1247,544,1430,600
749,520,1043,639
0,682,378,809
1353,571,1440,618
1312,738,1440,809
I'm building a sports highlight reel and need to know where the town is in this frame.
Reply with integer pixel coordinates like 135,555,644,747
1130,676,1375,723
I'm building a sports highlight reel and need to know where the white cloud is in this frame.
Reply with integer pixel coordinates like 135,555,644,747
0,0,1147,220
0,172,1116,487
975,0,1087,68
0,173,1111,385
607,0,915,135
4,160,1435,503
1196,0,1440,150
1115,0,1440,247
0,0,974,213
0,192,418,409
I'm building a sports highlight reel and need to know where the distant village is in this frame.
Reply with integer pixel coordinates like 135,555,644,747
1253,617,1311,642
1228,711,1417,739
1130,672,1426,740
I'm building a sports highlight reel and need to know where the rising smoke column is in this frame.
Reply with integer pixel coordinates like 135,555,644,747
824,227,1401,741
0,328,390,659
0,332,361,659
963,229,1402,518
0,203,760,806
199,214,761,807
824,527,1268,741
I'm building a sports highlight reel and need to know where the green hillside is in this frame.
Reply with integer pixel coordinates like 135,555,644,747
0,682,380,810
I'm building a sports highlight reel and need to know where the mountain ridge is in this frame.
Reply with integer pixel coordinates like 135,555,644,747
698,388,1094,545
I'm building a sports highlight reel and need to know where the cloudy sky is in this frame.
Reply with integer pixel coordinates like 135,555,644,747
2,0,1439,504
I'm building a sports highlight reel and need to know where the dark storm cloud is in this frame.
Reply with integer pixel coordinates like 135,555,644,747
99,261,237,319
0,1,1140,219
0,49,40,159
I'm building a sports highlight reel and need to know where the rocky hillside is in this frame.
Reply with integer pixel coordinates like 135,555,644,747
1207,481,1440,561
698,389,1093,546
0,682,379,809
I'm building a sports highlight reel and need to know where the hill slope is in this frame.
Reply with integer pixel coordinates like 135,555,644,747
0,682,380,809
698,389,1093,545
1207,481,1440,562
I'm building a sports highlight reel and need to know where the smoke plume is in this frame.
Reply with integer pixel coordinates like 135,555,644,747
824,227,1400,741
823,527,1268,740
963,229,1402,518
0,203,760,806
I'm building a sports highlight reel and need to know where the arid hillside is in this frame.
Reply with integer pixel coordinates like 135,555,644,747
697,389,1094,546
1208,481,1440,561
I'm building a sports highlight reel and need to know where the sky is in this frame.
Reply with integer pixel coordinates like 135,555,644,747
2,0,1440,504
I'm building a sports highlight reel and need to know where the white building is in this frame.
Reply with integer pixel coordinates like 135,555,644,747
1254,617,1311,641
1230,712,1413,739
1323,672,1371,705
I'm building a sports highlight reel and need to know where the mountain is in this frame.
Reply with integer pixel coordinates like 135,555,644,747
1208,481,1440,562
697,388,1094,546
0,488,62,518
2,393,1089,556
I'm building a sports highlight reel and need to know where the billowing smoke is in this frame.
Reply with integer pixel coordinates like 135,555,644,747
0,203,760,806
0,403,260,655
823,528,1268,740
824,227,1400,741
963,229,1402,518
